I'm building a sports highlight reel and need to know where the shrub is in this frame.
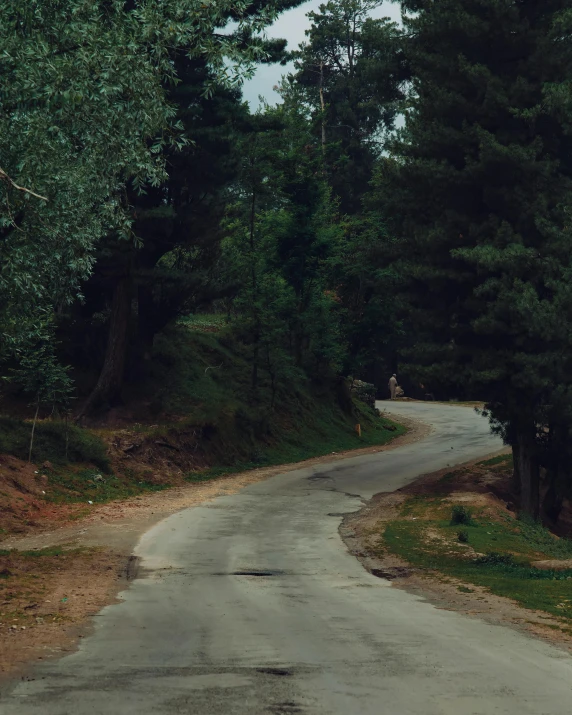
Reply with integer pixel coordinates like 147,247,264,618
0,417,110,471
450,505,473,526
457,530,469,543
475,552,515,566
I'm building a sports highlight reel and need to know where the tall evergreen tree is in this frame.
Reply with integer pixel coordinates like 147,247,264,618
285,0,406,385
291,0,406,214
380,0,572,517
222,98,345,402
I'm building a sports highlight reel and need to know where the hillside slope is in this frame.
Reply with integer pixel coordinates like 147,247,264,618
0,323,403,538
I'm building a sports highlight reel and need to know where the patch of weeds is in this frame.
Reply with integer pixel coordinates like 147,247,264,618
477,454,513,468
383,495,572,622
0,416,110,471
457,530,469,543
439,472,457,485
450,505,473,526
185,471,220,483
475,552,515,566
45,467,170,505
457,585,474,593
516,516,572,560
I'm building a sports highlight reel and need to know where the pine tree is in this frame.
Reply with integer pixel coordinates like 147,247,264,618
381,0,572,517
286,0,407,384
222,98,345,402
291,0,407,214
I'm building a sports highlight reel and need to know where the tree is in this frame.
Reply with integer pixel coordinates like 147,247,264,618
380,0,572,517
291,0,407,213
6,318,74,462
0,0,284,400
62,1,309,416
284,0,406,386
329,206,403,384
221,98,345,404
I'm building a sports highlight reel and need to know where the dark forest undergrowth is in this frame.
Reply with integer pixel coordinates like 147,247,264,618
0,323,403,537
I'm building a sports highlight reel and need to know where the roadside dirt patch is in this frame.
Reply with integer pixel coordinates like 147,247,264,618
0,547,123,676
343,455,572,652
0,416,426,678
0,455,90,537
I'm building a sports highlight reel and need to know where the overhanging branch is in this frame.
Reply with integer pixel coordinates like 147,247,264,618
0,167,48,202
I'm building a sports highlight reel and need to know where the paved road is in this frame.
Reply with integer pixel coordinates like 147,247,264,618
3,403,572,714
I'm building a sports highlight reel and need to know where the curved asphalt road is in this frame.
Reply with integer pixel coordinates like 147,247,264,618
3,403,572,714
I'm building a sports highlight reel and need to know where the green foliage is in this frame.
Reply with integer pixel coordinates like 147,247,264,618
516,517,572,560
377,0,572,511
383,495,572,620
188,403,405,480
475,553,515,567
221,99,346,393
0,0,293,401
477,454,513,468
291,0,407,213
45,467,168,505
450,505,473,526
284,0,406,384
457,529,469,543
0,417,110,471
6,319,73,410
141,325,405,478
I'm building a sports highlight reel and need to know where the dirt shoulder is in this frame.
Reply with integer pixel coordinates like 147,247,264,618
0,415,426,679
342,454,572,653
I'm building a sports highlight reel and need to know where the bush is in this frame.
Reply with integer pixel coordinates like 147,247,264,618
457,530,469,543
450,505,473,526
0,417,110,471
475,552,515,566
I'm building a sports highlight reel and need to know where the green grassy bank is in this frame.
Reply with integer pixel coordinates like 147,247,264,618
0,322,404,508
380,459,572,626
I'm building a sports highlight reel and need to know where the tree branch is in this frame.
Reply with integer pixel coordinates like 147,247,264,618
0,168,48,202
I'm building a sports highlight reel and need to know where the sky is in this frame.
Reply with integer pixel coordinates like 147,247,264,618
242,0,402,109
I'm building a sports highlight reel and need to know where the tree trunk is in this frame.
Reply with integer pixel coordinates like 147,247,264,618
28,398,40,463
319,60,326,154
249,181,260,393
541,423,567,527
251,341,259,392
336,376,354,416
77,276,132,419
542,466,565,527
511,439,521,496
131,283,156,381
515,430,539,519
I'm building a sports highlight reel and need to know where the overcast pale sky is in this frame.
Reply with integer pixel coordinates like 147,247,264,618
242,0,402,109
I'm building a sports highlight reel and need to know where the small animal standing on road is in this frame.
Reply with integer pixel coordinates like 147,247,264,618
388,374,398,400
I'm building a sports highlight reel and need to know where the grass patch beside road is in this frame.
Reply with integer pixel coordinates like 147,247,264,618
186,403,405,482
43,466,170,505
380,474,572,623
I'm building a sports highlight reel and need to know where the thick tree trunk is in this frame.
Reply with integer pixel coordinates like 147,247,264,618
541,424,567,527
542,466,565,527
511,439,521,496
336,376,354,415
77,276,132,419
251,340,259,391
131,283,156,381
515,430,540,519
137,284,155,360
